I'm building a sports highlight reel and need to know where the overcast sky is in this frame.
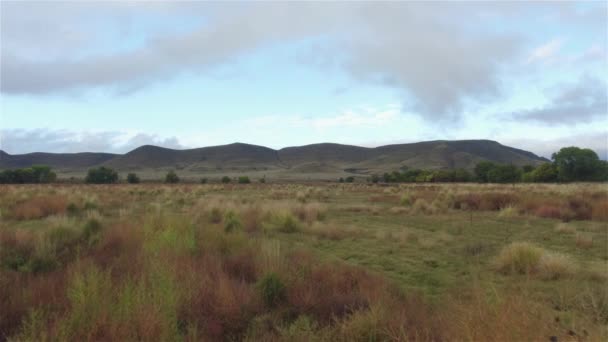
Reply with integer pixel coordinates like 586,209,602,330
1,1,606,158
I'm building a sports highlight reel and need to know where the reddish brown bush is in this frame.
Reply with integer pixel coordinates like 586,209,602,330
534,205,563,220
11,195,68,220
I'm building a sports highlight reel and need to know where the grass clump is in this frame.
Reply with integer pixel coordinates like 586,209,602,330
258,273,286,307
538,253,576,280
224,211,242,233
494,242,545,275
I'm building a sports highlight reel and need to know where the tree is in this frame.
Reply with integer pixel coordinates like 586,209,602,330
165,171,179,184
530,163,558,182
552,147,603,182
85,167,118,184
127,173,140,184
345,176,355,183
238,176,251,184
486,164,521,183
31,165,56,183
221,176,231,184
474,161,496,183
200,178,208,184
370,174,380,183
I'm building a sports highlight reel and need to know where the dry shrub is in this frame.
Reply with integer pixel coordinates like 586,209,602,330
575,233,593,249
534,205,563,220
494,242,545,275
443,288,556,341
292,203,326,224
478,192,518,211
538,253,576,280
303,223,350,241
591,199,608,221
554,223,576,234
11,195,68,220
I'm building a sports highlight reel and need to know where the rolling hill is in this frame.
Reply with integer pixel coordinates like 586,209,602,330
0,140,549,179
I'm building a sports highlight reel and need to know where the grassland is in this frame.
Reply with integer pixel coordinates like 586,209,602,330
0,183,606,341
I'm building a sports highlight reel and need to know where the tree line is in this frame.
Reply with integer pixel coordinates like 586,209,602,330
372,147,608,184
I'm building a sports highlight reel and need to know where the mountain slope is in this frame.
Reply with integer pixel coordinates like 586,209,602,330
0,140,549,177
0,150,117,169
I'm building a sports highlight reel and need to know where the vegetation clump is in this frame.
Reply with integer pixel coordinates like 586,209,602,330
258,273,286,307
164,170,179,184
126,173,140,184
0,165,57,184
85,167,118,184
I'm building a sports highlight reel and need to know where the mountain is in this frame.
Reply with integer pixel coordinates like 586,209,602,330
0,150,117,170
0,140,549,178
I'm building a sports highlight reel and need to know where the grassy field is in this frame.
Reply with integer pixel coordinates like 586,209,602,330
0,183,606,341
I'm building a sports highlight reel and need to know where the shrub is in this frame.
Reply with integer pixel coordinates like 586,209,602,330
275,212,300,233
575,233,593,249
400,193,412,206
238,176,251,184
85,167,118,184
554,223,576,234
345,176,355,183
209,208,223,224
127,173,140,184
82,219,103,245
538,253,576,280
258,273,286,307
221,176,231,184
165,171,179,184
259,177,266,184
12,195,68,220
200,178,207,184
494,242,544,275
223,211,242,233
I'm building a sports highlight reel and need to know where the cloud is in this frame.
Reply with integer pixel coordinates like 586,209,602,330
526,38,563,64
0,129,184,154
246,105,401,130
510,75,607,124
1,2,527,121
503,132,608,160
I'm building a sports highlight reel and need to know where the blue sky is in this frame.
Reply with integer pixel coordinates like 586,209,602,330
1,1,606,158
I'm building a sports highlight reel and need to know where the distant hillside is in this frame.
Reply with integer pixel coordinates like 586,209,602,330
0,140,549,179
0,150,117,170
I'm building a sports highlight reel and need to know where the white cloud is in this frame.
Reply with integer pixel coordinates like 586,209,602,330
526,38,564,64
0,129,184,154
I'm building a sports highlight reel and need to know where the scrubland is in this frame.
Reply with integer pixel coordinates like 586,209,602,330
0,183,606,341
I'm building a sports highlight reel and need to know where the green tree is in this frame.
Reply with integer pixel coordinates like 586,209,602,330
474,161,496,182
552,147,603,182
345,176,355,183
31,165,56,183
487,164,521,183
127,173,140,184
85,167,118,184
165,170,179,184
238,176,251,184
221,176,231,184
530,163,558,182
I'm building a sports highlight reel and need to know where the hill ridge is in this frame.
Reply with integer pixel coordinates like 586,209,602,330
0,140,549,178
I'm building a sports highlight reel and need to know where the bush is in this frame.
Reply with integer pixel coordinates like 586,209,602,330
494,242,544,275
538,253,576,280
258,273,286,307
275,212,300,233
200,178,208,184
222,176,231,184
238,176,251,184
259,177,266,183
345,176,355,183
82,219,103,245
126,173,140,184
85,167,118,184
223,211,242,233
165,171,179,184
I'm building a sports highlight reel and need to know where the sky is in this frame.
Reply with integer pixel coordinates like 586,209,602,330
0,1,607,159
